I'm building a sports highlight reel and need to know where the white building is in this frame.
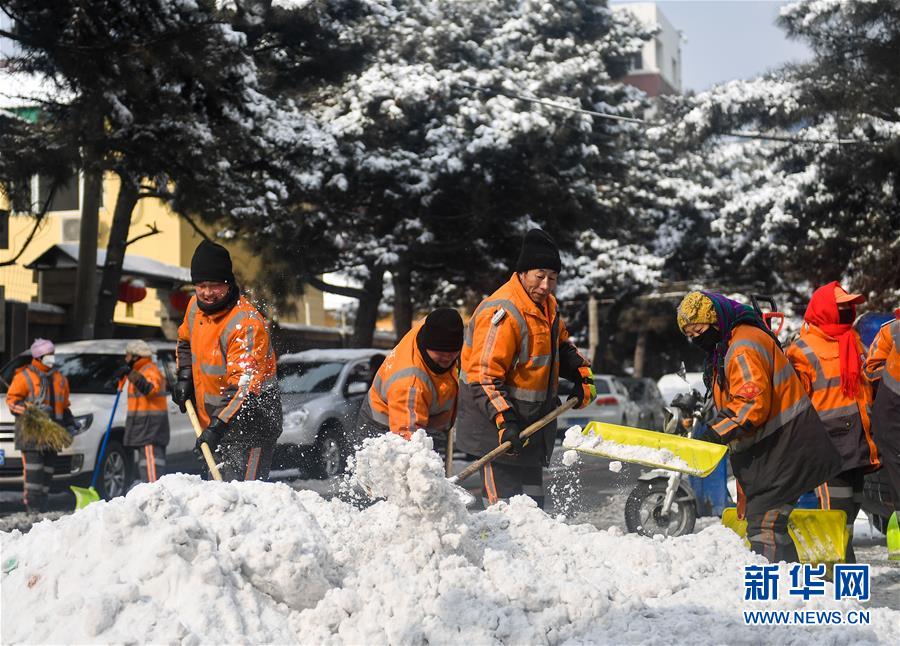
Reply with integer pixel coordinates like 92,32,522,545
612,2,683,96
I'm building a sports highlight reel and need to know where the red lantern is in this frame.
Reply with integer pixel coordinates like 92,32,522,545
117,279,147,317
169,290,192,312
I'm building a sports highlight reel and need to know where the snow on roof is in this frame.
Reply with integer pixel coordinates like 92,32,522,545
279,348,386,363
4,431,897,643
32,244,192,283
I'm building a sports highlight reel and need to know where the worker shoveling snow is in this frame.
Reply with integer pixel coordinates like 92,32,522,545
2,431,898,644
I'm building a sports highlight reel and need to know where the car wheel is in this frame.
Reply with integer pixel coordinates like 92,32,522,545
98,440,132,500
312,426,347,479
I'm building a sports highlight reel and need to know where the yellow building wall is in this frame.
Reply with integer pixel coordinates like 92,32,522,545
1,173,328,331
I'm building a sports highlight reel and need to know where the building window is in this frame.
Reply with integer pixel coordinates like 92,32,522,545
36,169,80,212
629,52,643,72
0,209,8,249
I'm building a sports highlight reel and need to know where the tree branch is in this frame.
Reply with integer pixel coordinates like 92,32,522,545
0,187,55,267
179,212,212,242
306,275,366,300
125,222,162,247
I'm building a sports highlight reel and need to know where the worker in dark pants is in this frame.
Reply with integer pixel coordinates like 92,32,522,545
115,340,170,484
6,339,75,512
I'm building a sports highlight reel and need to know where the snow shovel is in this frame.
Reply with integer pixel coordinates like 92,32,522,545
71,383,125,509
562,421,728,477
449,398,578,484
445,426,455,477
721,507,848,564
185,400,223,482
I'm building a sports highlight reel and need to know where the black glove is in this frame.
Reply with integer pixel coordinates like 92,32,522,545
172,368,194,414
693,424,726,445
194,417,227,459
113,364,131,380
497,411,527,453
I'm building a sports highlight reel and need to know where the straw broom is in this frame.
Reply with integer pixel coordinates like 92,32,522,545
18,405,73,451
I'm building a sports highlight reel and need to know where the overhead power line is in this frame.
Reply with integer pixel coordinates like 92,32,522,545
460,83,872,147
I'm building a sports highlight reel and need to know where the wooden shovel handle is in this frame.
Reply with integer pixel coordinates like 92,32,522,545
185,400,223,482
450,398,578,484
445,426,455,477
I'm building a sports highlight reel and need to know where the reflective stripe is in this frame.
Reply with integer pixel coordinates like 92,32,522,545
458,369,469,384
736,354,752,383
407,384,417,432
129,410,169,419
200,361,227,376
506,385,547,403
817,403,860,421
726,339,773,373
793,339,836,391
825,485,854,498
772,363,797,388
529,353,553,368
465,298,530,366
381,367,437,401
884,368,900,397
369,407,390,425
731,397,812,453
187,299,198,332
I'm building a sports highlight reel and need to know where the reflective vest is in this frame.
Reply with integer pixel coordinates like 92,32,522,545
176,295,278,429
454,273,588,464
359,322,458,439
120,357,170,447
710,324,842,516
865,318,900,397
786,325,879,472
6,360,69,419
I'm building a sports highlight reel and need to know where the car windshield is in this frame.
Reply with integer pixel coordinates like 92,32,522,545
278,361,344,394
0,354,123,395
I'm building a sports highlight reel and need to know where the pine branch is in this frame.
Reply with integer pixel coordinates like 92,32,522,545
0,187,55,268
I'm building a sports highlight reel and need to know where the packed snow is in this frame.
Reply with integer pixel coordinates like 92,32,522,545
562,424,692,471
2,431,897,644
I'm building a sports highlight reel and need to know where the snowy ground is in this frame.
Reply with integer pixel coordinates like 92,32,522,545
1,431,898,644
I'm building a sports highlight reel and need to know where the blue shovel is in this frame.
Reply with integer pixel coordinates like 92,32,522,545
71,383,125,509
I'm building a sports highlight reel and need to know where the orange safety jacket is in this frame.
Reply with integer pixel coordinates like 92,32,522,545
864,318,900,397
455,273,588,465
6,360,70,418
119,357,170,448
6,359,72,451
176,295,278,429
786,325,879,473
358,322,458,439
709,324,842,516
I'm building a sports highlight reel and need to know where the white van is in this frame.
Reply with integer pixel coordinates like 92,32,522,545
0,340,200,499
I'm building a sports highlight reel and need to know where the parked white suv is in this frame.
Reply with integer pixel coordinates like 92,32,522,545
0,340,200,499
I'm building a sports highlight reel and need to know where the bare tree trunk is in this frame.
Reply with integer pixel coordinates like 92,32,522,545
633,329,648,378
392,258,412,338
70,166,103,340
587,294,599,370
350,264,385,348
93,175,139,338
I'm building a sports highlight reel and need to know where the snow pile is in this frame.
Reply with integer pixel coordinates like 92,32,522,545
562,425,691,471
3,430,899,644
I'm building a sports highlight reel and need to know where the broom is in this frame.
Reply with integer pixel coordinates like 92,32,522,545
18,405,73,452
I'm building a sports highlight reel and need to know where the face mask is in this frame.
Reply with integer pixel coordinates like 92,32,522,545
41,354,56,368
689,326,722,353
838,309,854,324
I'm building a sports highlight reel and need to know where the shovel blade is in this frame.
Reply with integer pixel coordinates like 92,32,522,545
721,507,848,563
70,485,101,510
562,421,728,477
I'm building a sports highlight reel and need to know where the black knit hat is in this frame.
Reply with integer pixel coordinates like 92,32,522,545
515,228,561,273
191,240,234,284
421,308,464,352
